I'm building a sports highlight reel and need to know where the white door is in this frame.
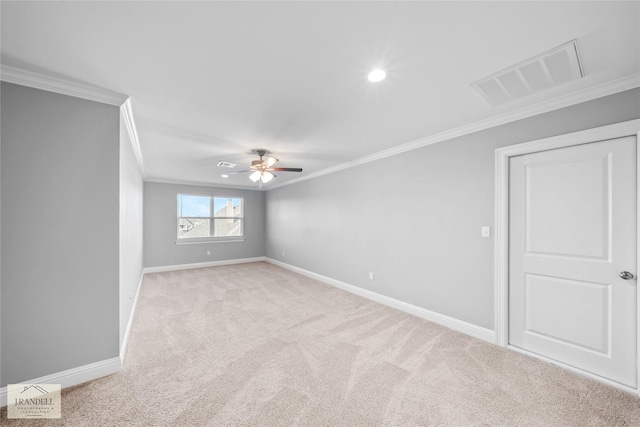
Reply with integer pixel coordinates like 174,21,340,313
509,136,637,388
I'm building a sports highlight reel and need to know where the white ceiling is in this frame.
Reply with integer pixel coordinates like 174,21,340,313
1,1,639,190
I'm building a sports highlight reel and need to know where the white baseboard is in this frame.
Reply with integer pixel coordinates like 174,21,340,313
265,258,495,344
120,272,144,361
143,256,267,274
1,357,121,407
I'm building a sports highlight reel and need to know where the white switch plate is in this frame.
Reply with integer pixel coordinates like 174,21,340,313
481,226,491,237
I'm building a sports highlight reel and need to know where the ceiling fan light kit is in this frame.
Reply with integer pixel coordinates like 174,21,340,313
249,171,261,182
261,172,274,183
249,170,274,183
226,149,302,188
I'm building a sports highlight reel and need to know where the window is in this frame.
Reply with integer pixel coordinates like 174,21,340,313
177,194,244,241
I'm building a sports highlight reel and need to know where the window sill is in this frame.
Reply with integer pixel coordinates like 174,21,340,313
175,238,245,245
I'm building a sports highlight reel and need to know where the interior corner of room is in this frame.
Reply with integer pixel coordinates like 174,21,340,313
1,1,640,423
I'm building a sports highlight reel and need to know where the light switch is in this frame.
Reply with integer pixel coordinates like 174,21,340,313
481,226,491,237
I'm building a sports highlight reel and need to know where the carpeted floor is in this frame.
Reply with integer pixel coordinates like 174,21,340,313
3,261,640,426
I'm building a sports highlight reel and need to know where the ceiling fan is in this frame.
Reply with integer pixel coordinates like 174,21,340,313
229,149,302,188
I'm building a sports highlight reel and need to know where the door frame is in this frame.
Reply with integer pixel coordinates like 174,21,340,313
494,119,640,395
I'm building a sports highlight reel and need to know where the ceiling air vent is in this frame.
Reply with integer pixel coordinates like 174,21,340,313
216,161,237,168
471,40,584,106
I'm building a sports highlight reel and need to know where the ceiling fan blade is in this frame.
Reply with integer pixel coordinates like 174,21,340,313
270,167,302,172
263,156,279,168
227,170,250,174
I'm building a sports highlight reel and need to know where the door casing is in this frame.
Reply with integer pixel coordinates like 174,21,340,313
494,119,640,395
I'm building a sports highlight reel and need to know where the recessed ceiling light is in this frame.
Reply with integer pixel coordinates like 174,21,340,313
368,69,386,82
221,174,229,178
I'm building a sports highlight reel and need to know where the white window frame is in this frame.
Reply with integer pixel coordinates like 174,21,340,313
176,193,245,244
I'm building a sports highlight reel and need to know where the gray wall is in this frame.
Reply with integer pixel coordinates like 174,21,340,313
265,88,640,330
119,111,144,348
1,82,120,387
144,182,265,268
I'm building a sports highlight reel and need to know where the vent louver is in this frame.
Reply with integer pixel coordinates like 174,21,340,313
471,40,584,106
216,161,237,168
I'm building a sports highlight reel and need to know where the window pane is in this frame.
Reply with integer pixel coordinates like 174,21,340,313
213,197,243,218
214,218,243,237
178,195,211,217
178,218,211,239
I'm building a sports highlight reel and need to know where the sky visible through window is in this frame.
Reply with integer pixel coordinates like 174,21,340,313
178,195,210,217
178,195,243,217
177,195,243,239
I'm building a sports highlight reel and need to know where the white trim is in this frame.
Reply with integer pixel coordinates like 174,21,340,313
508,345,637,395
265,258,495,344
0,357,121,407
494,119,640,394
494,141,510,347
0,67,147,179
121,99,146,177
175,238,245,245
176,194,245,242
268,74,640,190
636,127,640,394
0,65,128,106
143,256,266,274
120,273,144,362
144,176,261,191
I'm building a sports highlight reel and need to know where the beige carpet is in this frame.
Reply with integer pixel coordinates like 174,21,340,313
3,261,640,426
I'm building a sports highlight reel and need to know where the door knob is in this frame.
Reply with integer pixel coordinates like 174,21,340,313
619,271,635,280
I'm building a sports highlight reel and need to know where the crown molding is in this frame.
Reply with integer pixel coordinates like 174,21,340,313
0,65,128,106
144,176,263,192
121,99,146,177
1,66,148,177
268,73,640,190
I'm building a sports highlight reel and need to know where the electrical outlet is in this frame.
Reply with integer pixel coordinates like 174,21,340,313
207,250,211,256
481,226,491,237
282,250,285,257
369,272,374,280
